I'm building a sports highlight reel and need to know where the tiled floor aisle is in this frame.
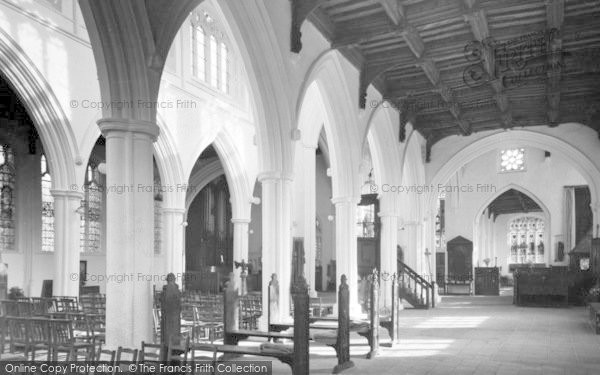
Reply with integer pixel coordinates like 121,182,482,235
264,292,600,374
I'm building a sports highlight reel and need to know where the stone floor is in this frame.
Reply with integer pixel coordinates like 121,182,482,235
259,290,600,374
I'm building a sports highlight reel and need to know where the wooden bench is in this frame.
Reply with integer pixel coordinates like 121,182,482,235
187,342,294,370
224,328,293,346
589,303,600,334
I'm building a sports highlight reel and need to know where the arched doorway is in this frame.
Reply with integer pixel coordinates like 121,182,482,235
185,146,233,293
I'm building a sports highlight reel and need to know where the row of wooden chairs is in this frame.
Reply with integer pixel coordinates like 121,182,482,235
4,317,95,361
78,339,213,375
239,294,261,330
165,336,219,375
79,294,106,315
153,307,224,345
2,297,81,317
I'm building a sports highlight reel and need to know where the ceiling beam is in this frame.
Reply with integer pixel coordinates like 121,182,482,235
462,0,515,129
546,0,564,126
291,0,329,53
332,27,400,48
377,0,405,26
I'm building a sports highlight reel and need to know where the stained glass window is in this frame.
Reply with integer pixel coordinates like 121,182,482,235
508,217,544,264
500,148,525,172
41,155,55,252
80,164,103,253
0,145,15,252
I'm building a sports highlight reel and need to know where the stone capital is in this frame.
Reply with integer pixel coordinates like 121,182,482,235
50,189,84,201
257,171,293,183
231,218,251,225
97,118,160,141
162,207,186,215
331,196,360,206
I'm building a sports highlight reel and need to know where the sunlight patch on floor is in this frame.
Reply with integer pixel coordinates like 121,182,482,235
415,316,489,328
376,339,454,358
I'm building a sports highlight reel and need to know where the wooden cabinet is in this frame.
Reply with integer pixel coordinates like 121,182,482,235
474,267,499,295
514,267,569,306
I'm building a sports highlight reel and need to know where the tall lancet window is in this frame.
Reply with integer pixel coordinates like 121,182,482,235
219,42,228,93
80,164,103,253
41,155,55,252
0,145,15,252
210,35,218,88
191,23,206,81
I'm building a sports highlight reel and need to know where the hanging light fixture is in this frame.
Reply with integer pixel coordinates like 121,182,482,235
363,168,375,187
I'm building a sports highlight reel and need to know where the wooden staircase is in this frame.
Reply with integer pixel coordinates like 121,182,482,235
397,261,435,309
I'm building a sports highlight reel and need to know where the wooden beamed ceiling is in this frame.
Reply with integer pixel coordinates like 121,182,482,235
292,0,600,161
486,189,542,220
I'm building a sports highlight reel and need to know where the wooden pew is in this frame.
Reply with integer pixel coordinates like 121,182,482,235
180,276,312,374
379,273,401,346
269,273,377,360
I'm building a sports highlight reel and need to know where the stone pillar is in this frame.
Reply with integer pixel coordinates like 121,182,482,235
378,211,398,310
331,196,360,317
259,173,292,325
14,151,39,296
232,218,250,292
423,212,435,282
162,208,185,282
302,145,317,297
52,190,84,297
99,119,158,349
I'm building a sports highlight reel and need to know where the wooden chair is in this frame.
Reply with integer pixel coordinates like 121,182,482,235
92,345,117,375
139,341,163,363
166,335,189,364
70,313,95,344
7,317,28,356
187,341,218,375
54,298,79,313
27,318,51,361
87,314,106,346
114,346,139,374
1,301,19,316
30,298,53,316
152,308,161,343
95,345,116,363
116,346,139,363
49,319,94,361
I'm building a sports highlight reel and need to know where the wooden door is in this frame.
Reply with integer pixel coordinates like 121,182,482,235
447,236,473,282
